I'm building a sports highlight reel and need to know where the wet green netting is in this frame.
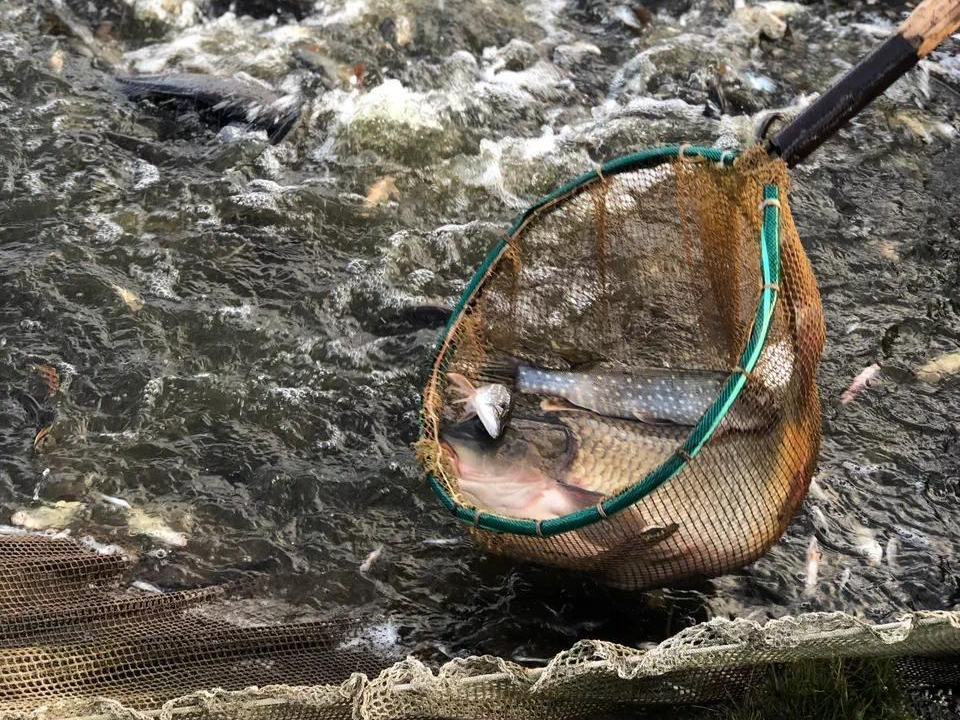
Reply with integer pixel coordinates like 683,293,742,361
2,533,960,719
418,145,826,589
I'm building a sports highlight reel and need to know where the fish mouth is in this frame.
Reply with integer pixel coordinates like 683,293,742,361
441,415,489,443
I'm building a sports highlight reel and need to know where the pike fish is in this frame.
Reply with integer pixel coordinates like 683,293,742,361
491,357,782,430
515,365,728,426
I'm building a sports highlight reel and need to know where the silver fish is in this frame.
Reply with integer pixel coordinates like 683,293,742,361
447,373,512,439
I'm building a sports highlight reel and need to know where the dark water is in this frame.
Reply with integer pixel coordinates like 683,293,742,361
0,0,958,666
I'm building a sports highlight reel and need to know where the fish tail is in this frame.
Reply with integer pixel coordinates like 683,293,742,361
476,353,523,386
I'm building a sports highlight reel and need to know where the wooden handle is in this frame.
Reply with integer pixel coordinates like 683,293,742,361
768,0,960,165
900,0,960,56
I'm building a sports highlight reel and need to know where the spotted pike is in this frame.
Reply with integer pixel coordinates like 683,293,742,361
516,365,727,426
514,363,781,430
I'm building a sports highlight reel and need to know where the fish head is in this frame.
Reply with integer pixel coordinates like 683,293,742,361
440,416,548,480
439,415,590,519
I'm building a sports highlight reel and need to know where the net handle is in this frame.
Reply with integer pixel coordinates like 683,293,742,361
768,0,960,166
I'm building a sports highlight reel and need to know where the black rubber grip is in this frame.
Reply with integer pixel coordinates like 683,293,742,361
767,34,919,166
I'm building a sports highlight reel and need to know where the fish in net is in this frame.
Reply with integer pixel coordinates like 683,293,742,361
417,0,960,588
418,147,823,589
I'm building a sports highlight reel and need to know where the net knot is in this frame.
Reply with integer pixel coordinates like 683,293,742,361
596,503,608,519
762,281,781,292
535,520,544,537
678,448,694,462
760,198,782,210
719,150,735,166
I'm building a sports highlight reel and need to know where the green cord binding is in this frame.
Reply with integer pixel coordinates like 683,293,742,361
423,146,781,538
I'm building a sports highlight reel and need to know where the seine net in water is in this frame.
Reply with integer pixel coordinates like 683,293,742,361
0,534,385,715
2,513,960,719
419,146,826,589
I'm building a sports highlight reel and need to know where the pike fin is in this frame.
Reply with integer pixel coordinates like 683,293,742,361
476,353,522,386
540,398,589,414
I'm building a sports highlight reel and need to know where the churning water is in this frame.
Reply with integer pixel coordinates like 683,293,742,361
0,0,959,666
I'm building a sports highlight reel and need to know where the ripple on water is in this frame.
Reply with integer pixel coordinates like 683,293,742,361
0,0,958,664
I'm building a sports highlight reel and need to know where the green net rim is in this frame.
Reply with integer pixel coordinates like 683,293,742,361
422,145,782,538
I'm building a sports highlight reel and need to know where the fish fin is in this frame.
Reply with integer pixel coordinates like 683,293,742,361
446,372,476,399
540,398,590,414
476,402,502,439
476,353,522,386
555,479,605,501
630,411,691,427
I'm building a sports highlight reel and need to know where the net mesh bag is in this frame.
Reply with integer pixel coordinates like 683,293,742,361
0,534,385,715
2,511,960,718
418,145,826,589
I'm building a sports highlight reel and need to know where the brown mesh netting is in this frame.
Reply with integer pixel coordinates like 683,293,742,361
2,515,960,718
0,534,385,714
419,146,826,589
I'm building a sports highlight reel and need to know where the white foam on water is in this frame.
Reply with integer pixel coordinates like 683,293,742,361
125,0,200,30
217,125,271,144
86,214,124,245
338,621,400,654
268,386,317,404
217,303,254,320
80,536,126,555
133,160,160,190
314,0,370,27
131,260,181,301
337,79,444,132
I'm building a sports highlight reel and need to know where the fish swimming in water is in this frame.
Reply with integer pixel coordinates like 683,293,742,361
447,372,512,438
116,73,303,144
